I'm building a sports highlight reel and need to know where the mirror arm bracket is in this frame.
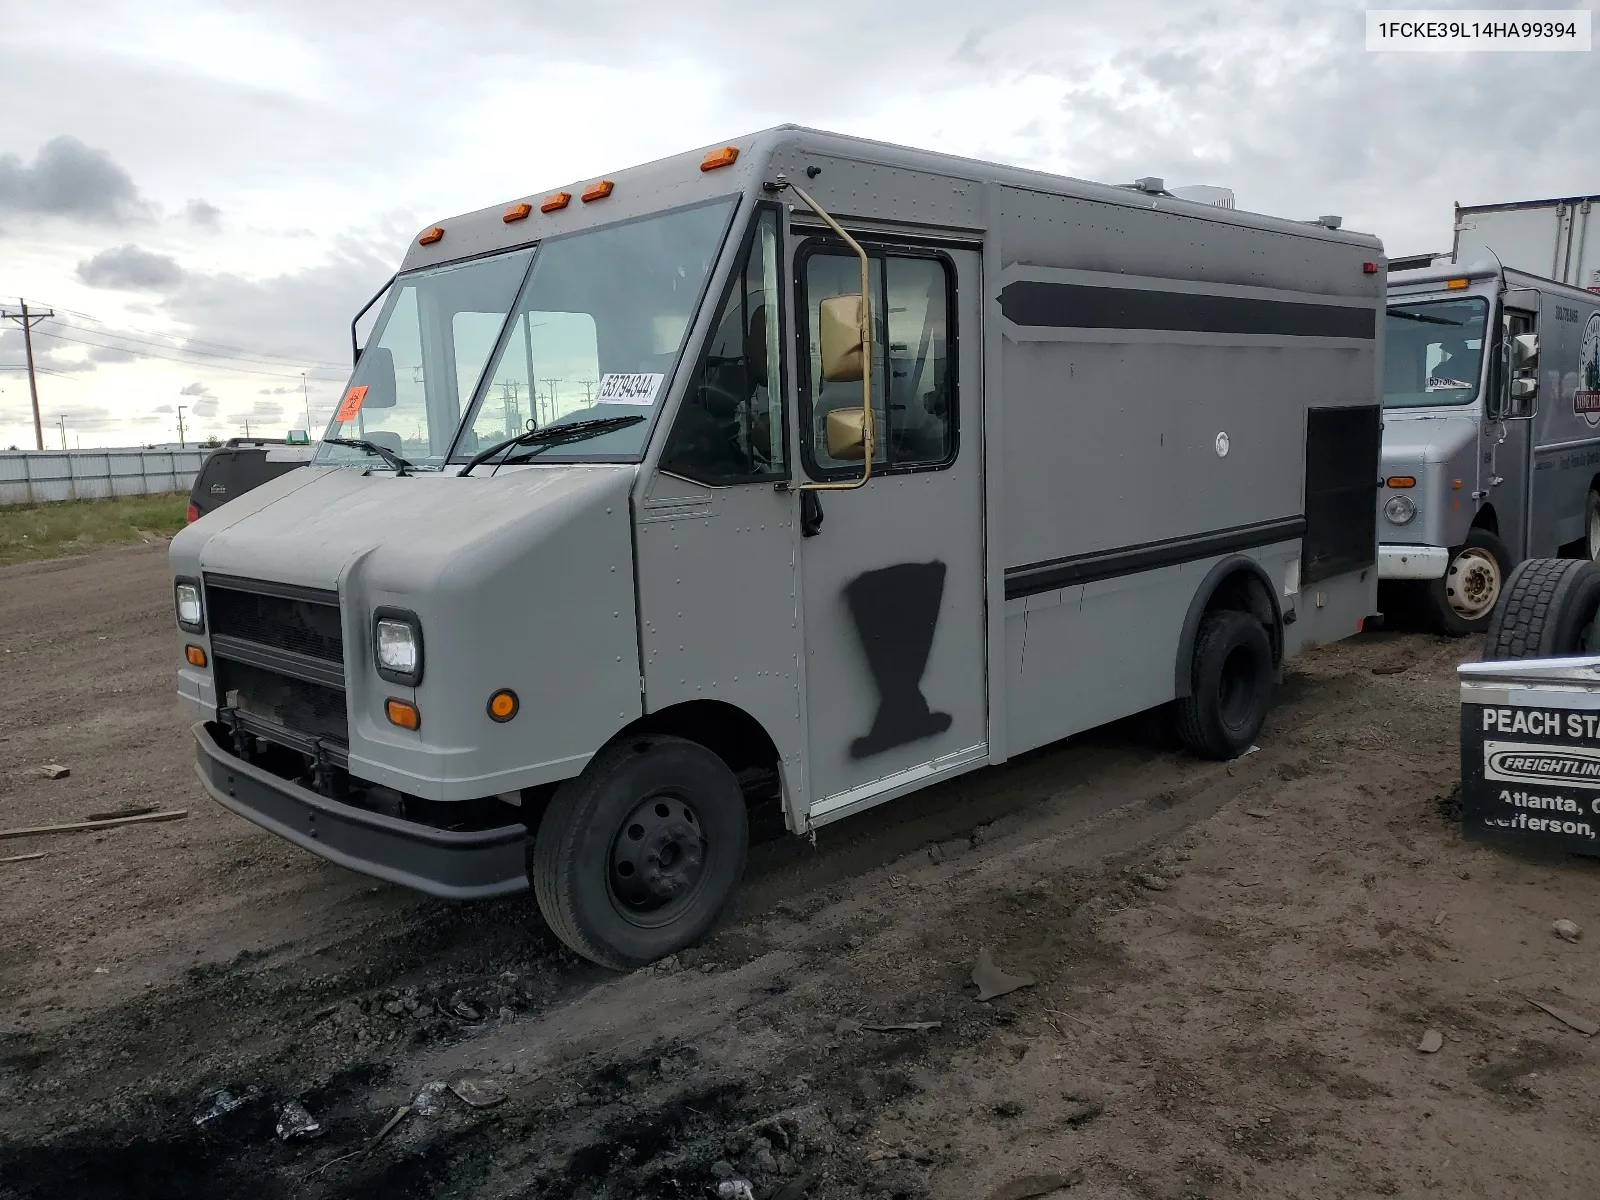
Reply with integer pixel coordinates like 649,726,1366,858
773,175,876,493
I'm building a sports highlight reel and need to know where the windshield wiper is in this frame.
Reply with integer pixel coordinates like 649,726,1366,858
459,415,646,477
324,437,414,476
1388,309,1464,327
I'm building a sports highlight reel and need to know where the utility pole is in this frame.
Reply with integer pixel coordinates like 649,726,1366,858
177,405,187,448
0,299,54,450
301,372,311,429
56,414,66,450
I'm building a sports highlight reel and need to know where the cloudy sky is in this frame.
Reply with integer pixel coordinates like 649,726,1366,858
0,0,1593,449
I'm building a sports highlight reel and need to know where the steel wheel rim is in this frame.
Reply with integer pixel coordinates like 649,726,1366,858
1445,547,1501,620
607,791,708,929
1588,502,1600,562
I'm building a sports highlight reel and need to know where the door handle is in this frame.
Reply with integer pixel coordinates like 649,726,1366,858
800,491,824,537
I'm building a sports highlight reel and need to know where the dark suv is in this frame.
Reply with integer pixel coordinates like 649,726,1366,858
186,438,316,523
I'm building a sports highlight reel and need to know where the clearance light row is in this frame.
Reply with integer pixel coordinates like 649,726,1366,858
416,145,741,247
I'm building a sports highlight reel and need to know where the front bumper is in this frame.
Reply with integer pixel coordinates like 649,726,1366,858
1378,544,1449,581
192,723,528,899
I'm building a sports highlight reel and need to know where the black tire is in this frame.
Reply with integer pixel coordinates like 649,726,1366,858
1175,609,1274,760
530,734,748,970
1483,557,1600,660
1423,528,1512,637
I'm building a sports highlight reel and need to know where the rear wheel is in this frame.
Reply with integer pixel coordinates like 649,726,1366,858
1423,528,1510,637
1586,490,1600,563
530,734,748,969
1175,609,1274,760
1484,558,1600,660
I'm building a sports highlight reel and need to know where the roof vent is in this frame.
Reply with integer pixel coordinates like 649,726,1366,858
1132,176,1166,194
1170,185,1235,209
1316,214,1343,230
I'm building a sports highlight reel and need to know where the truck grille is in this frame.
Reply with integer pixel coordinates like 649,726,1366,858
207,579,344,664
204,574,348,748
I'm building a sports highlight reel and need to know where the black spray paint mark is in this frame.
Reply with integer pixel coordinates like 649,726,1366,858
844,561,952,759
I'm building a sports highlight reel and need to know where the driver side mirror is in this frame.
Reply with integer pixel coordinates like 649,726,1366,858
1511,332,1539,370
824,407,872,460
818,294,865,383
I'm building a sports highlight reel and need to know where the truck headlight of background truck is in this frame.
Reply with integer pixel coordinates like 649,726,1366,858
174,580,204,633
1384,495,1417,526
374,610,424,686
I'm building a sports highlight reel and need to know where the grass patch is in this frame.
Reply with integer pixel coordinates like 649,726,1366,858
0,493,188,565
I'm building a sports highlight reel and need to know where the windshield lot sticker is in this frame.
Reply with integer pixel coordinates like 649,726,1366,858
1578,313,1600,424
334,386,368,422
596,373,664,405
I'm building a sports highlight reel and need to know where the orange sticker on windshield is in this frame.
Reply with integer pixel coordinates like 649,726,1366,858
334,386,368,422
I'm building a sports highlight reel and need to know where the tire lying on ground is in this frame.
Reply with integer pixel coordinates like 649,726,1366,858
1483,557,1600,660
1424,528,1512,637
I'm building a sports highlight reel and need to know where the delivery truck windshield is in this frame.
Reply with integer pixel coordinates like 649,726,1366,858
1382,296,1488,408
315,196,737,470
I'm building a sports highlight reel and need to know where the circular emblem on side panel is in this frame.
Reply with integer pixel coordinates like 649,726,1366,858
1215,431,1231,458
1578,312,1600,428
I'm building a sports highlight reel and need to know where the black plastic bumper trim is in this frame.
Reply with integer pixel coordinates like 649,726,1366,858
193,723,528,900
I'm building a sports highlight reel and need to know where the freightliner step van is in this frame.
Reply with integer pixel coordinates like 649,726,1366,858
1380,261,1600,633
172,127,1384,967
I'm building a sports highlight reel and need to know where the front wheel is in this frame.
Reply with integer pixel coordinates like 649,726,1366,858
1585,489,1600,563
530,734,748,969
1423,528,1511,637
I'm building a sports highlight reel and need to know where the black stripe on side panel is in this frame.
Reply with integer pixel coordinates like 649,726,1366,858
1005,516,1307,601
999,281,1376,340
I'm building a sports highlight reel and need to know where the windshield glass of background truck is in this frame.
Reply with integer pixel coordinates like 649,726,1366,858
316,248,534,470
1383,297,1489,409
454,197,737,462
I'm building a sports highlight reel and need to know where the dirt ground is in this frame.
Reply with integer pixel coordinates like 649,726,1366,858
2,543,1599,1200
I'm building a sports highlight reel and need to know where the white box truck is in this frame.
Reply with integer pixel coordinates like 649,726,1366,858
170,127,1384,967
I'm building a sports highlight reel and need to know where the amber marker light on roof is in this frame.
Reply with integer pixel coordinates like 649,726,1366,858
1446,277,1469,289
386,698,421,731
541,191,571,213
418,226,444,245
701,146,739,171
503,202,532,223
581,180,615,203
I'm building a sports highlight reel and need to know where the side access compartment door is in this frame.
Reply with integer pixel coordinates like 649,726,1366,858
794,238,986,823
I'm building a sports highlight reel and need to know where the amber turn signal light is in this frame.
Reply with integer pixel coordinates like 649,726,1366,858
503,202,532,223
700,146,739,171
581,180,614,203
541,191,571,213
185,645,207,667
487,689,519,723
418,226,444,245
1386,476,1416,489
386,698,421,730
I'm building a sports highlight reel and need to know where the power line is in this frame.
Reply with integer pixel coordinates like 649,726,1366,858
42,315,349,372
29,327,347,381
3,294,349,370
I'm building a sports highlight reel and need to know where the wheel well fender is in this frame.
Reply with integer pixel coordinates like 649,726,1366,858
616,700,780,775
1472,502,1498,534
1173,556,1284,699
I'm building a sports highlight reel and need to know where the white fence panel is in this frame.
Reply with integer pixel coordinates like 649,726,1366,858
0,448,208,507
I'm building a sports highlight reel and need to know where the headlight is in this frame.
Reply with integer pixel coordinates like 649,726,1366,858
374,609,424,685
1384,495,1417,526
175,580,204,632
